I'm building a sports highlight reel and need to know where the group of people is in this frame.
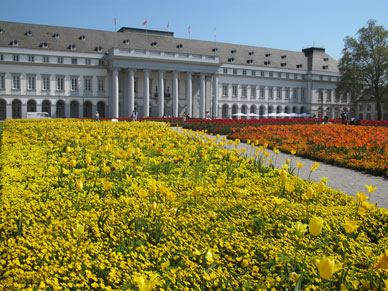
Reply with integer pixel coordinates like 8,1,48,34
94,109,138,121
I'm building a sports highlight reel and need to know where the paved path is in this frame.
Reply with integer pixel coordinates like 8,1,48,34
174,127,388,209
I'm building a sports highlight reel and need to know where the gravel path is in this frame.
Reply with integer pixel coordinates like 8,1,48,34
174,127,388,209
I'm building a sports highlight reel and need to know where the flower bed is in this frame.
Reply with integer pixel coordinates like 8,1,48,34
228,123,388,177
0,120,387,290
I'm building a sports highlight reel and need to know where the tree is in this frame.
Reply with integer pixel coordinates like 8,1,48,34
337,20,388,120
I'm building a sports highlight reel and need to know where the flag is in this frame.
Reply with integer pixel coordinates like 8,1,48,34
142,20,147,26
188,24,191,34
167,22,169,30
114,17,117,25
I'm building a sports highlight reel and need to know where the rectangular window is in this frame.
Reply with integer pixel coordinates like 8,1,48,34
268,87,273,99
359,113,363,120
367,113,371,120
318,90,323,102
84,78,92,91
278,72,282,78
28,56,35,62
359,104,364,111
57,77,64,91
260,71,265,77
98,60,104,66
0,54,3,61
269,72,273,78
13,55,19,62
233,69,237,75
85,59,91,65
301,88,305,101
252,71,256,76
42,76,50,90
251,86,256,98
27,76,36,90
326,89,332,102
260,87,265,99
0,75,5,89
223,68,227,74
232,85,237,97
293,88,298,99
285,88,290,100
71,58,77,65
242,70,247,75
367,104,372,111
43,57,49,63
98,79,105,92
222,84,228,96
286,73,290,79
12,75,20,89
57,57,63,64
134,79,138,93
294,74,298,79
242,85,247,98
277,87,282,100
71,77,78,91
342,95,347,103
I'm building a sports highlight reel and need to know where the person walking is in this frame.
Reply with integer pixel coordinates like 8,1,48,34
95,111,100,121
131,109,138,121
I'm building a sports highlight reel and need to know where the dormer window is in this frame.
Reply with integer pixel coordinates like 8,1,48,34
212,48,218,52
41,42,49,48
151,41,157,46
228,57,235,62
79,35,86,40
96,46,103,52
248,51,254,56
25,31,33,37
247,59,253,64
265,53,271,57
281,62,287,67
296,64,303,68
53,33,60,38
324,58,329,61
231,49,236,54
123,39,130,44
281,55,287,59
10,40,19,46
69,44,76,50
322,65,329,69
264,61,270,65
176,44,183,48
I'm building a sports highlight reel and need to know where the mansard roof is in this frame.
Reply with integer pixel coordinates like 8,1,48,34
0,21,339,73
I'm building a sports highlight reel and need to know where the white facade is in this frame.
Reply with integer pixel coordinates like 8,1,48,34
0,21,344,120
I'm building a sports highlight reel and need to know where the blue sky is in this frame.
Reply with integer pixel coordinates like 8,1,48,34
1,0,387,60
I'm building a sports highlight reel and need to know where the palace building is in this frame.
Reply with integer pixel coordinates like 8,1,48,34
0,21,344,120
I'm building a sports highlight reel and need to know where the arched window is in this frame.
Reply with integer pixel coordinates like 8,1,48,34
0,99,6,120
232,104,238,119
56,100,65,118
27,100,37,112
241,105,247,119
222,104,229,119
42,100,51,116
83,101,93,118
12,99,22,119
70,101,79,118
97,101,105,118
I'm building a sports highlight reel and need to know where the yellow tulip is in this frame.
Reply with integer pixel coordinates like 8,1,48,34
374,250,388,269
342,219,359,234
297,162,304,169
280,170,288,182
291,150,296,155
133,272,161,291
76,180,83,191
311,162,320,172
309,216,323,236
317,256,341,280
303,187,314,200
365,184,377,193
286,158,290,165
356,192,368,202
73,223,85,239
138,189,148,198
293,222,308,238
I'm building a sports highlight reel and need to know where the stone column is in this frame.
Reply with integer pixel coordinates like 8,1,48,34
79,101,84,118
6,104,12,119
143,70,150,117
128,69,135,115
158,71,164,117
186,72,192,117
173,71,179,117
112,68,119,118
50,104,56,118
200,73,206,118
212,74,219,118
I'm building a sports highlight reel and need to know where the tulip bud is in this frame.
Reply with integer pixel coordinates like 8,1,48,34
309,216,323,236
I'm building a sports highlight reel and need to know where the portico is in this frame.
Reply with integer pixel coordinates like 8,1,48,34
107,47,219,118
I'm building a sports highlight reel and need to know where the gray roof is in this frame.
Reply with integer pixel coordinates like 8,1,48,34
0,21,339,73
